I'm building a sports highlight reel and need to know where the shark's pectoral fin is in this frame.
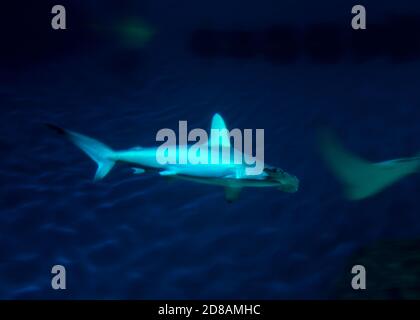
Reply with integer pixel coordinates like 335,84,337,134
224,186,242,203
131,167,145,174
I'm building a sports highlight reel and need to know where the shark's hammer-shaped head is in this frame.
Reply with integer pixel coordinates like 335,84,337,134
264,166,299,193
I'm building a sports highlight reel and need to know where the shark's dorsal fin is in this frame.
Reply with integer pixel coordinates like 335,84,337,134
224,186,242,203
210,113,230,148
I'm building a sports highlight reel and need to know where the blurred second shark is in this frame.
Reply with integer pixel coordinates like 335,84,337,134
317,129,420,200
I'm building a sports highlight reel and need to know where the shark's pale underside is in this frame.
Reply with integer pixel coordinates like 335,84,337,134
48,114,299,202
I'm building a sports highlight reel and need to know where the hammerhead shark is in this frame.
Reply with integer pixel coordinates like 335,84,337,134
47,114,299,202
317,129,420,200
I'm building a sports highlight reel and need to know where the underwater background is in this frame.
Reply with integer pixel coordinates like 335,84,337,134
1,0,420,299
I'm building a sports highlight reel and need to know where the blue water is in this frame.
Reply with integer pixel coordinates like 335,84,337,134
1,0,420,299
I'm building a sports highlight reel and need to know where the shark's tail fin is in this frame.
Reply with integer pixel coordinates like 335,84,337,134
317,128,420,200
46,124,116,181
